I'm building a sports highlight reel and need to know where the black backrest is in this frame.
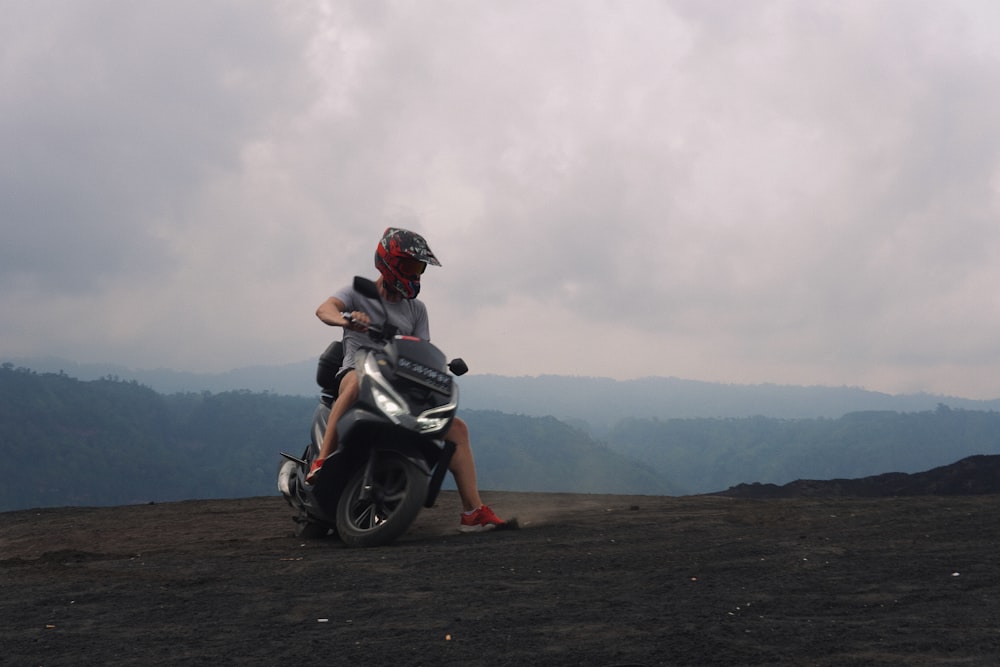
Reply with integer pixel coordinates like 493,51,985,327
316,340,344,393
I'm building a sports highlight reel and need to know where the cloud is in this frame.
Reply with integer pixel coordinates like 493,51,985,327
3,1,1000,398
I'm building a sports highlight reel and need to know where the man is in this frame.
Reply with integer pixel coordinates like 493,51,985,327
307,227,506,532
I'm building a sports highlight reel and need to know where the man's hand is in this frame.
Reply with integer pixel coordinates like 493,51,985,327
343,311,371,332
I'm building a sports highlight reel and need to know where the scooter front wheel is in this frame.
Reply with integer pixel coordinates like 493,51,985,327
335,452,428,547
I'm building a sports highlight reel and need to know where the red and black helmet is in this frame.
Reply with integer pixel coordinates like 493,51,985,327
374,227,440,299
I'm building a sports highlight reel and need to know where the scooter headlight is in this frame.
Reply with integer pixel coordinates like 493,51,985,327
372,384,409,421
416,415,450,433
415,395,457,434
364,355,413,424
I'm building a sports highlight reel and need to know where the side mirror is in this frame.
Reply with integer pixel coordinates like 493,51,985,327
448,358,469,376
353,276,381,300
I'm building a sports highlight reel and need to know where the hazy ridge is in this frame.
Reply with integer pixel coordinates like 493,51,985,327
12,356,1000,427
5,359,1000,512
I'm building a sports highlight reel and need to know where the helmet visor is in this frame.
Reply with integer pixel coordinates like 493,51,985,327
396,257,427,277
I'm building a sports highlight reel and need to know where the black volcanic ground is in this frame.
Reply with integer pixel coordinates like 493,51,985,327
3,456,1000,666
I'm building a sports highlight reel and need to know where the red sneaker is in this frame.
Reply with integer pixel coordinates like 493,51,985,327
304,457,325,485
459,505,506,533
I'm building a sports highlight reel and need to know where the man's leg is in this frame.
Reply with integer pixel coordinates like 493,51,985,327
446,417,483,512
307,370,358,483
447,417,506,531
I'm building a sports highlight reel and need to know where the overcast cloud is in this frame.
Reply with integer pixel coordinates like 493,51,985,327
3,0,1000,398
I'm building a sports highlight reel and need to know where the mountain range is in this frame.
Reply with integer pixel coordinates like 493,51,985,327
11,356,1000,431
6,358,1000,512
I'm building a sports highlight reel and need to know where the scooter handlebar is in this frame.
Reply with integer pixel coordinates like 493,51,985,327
344,311,465,376
342,312,391,339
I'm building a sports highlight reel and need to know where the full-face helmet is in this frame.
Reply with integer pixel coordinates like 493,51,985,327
374,227,440,299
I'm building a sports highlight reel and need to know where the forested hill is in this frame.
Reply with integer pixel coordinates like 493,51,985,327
0,364,668,511
604,408,1000,495
3,364,1000,511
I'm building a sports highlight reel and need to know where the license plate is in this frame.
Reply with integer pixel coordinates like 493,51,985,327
397,357,453,392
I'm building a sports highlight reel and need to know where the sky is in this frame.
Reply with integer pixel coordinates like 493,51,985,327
3,0,1000,399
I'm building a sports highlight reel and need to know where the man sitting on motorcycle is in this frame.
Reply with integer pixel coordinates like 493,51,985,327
306,227,506,532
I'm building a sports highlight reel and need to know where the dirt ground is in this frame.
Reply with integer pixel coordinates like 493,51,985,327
2,489,1000,666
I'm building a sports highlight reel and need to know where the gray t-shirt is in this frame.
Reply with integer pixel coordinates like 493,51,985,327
332,283,430,372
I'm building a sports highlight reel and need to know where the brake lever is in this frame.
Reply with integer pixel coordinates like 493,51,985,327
341,312,384,338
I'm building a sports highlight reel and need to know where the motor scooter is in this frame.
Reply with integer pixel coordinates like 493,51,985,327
278,276,468,547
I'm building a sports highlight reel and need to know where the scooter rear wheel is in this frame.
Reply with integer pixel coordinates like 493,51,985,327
335,452,428,547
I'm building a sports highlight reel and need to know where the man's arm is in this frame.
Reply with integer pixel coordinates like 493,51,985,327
317,296,370,330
